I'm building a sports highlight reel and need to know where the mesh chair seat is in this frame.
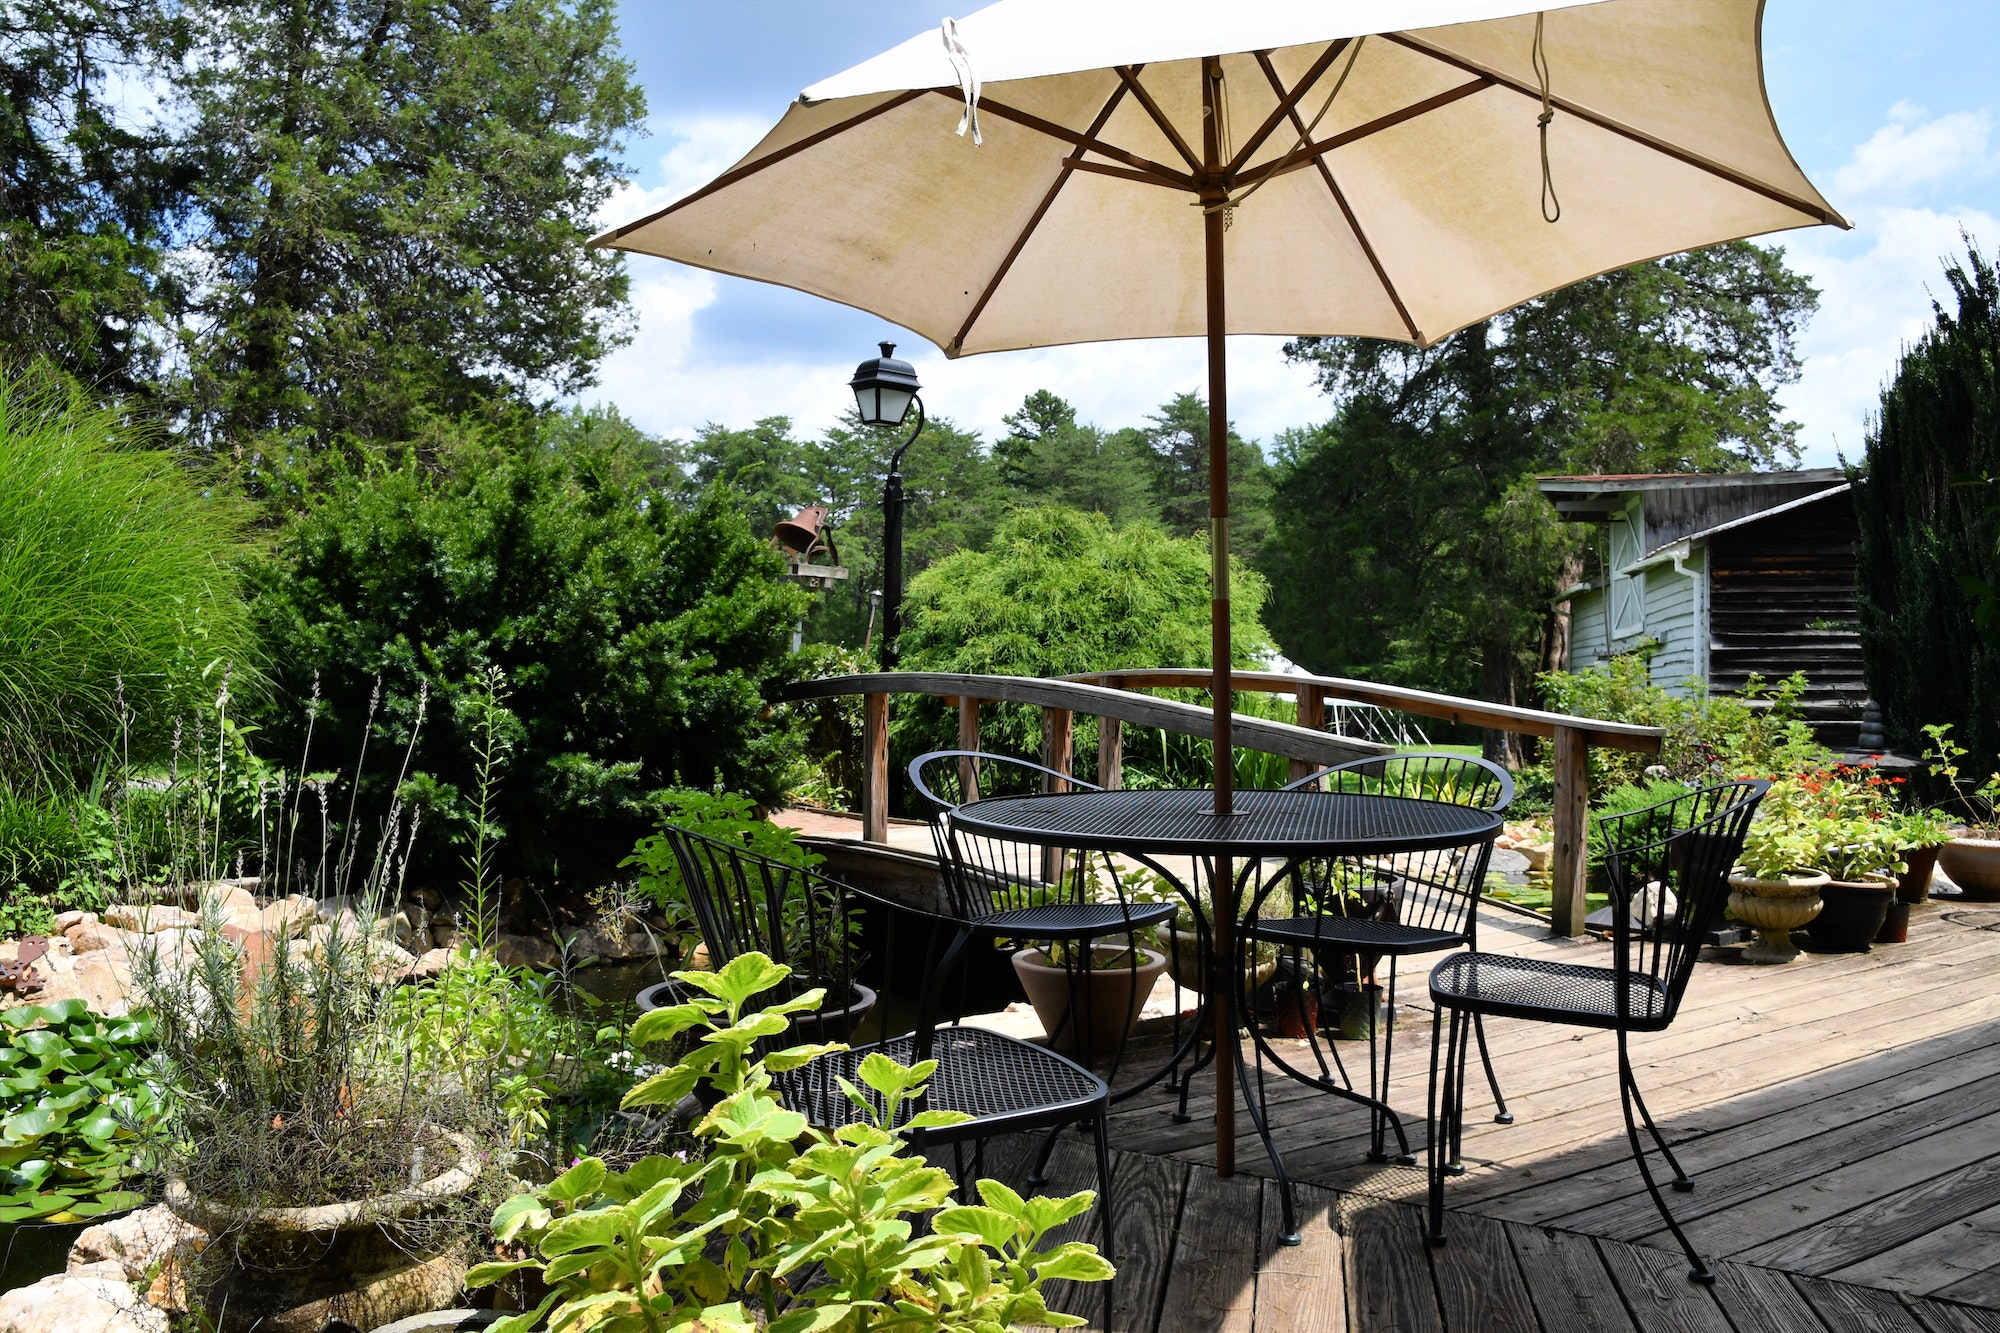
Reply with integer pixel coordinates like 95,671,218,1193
776,1025,1107,1139
975,900,1178,940
1250,915,1465,956
1429,952,1673,1032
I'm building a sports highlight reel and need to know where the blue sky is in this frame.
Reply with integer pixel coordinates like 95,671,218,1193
597,1,2000,467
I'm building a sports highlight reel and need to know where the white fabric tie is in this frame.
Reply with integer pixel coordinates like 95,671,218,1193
942,17,982,145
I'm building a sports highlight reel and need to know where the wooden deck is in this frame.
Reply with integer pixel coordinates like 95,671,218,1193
988,895,2000,1331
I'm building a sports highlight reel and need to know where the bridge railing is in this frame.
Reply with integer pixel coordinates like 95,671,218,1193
781,669,1663,938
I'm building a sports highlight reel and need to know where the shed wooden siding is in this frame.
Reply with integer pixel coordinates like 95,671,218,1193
1638,549,1704,693
1707,490,1865,747
1569,589,1609,666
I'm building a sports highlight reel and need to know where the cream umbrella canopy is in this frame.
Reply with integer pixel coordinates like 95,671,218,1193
594,0,1842,814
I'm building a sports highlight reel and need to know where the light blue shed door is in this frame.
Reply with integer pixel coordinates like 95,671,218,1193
1608,512,1644,639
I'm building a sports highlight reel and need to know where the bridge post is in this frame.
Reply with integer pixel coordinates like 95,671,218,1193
1289,685,1325,787
956,696,982,801
1040,707,1073,791
1551,724,1588,937
1097,717,1122,790
863,692,889,844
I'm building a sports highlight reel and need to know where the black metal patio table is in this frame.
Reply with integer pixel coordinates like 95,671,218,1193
950,786,1501,1222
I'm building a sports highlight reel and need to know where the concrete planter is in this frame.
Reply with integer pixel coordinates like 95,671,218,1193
165,1129,482,1333
1939,837,2000,900
1728,871,1829,965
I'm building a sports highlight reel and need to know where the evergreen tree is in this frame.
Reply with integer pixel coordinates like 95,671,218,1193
1855,243,2000,778
995,389,1157,525
1137,391,1272,558
172,0,644,465
0,0,189,394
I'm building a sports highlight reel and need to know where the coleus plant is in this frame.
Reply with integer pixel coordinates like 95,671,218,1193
468,952,1112,1333
0,1000,159,1222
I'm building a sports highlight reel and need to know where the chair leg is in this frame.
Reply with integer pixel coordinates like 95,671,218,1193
1616,1030,1712,1284
1472,1014,1513,1125
1365,958,1414,1166
1425,1005,1462,1247
1092,1112,1117,1332
1027,1123,1061,1187
1626,1069,1694,1192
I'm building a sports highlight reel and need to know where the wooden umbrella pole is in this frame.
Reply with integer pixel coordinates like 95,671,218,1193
1202,54,1237,1176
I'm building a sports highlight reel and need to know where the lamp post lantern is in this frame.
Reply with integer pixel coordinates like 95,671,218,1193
849,342,923,668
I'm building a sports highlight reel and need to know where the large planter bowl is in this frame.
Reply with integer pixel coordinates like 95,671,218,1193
1728,870,1829,965
1939,837,2000,900
1897,845,1942,904
1011,946,1167,1062
165,1129,482,1333
1805,875,1898,953
1161,925,1277,996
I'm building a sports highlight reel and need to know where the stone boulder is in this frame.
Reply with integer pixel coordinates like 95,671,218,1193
493,933,558,970
64,921,140,955
259,895,318,939
67,1204,206,1286
18,940,135,1017
105,905,201,934
0,1274,167,1333
410,947,454,979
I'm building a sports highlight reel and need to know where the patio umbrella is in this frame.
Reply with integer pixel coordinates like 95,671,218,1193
592,0,1843,813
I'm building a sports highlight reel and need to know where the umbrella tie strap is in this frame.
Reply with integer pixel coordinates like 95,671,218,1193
942,17,982,146
1535,12,1561,223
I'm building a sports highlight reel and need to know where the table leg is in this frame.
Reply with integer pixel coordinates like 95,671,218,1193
1214,852,1234,1175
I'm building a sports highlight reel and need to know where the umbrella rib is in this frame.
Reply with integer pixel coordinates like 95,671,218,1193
1069,160,1191,190
1252,50,1421,345
1224,39,1351,180
948,82,1136,355
934,89,1197,189
1384,32,1847,226
1254,78,1494,185
1115,65,1203,175
590,90,929,242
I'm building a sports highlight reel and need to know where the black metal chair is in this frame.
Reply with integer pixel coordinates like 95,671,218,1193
908,751,1181,1089
1242,752,1516,1174
658,822,1119,1325
1423,778,1769,1284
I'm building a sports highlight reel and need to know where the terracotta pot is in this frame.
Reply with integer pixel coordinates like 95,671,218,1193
1876,899,1912,944
1011,945,1167,1061
1939,837,2000,900
1805,875,1898,953
1727,871,1829,965
1897,845,1942,904
165,1129,481,1333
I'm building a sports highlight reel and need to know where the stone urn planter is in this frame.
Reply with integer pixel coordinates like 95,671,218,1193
1011,945,1167,1062
164,1129,483,1333
1939,837,2000,900
1805,874,1898,953
1728,870,1830,965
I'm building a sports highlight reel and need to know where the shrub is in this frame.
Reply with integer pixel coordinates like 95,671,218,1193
470,952,1111,1333
1855,244,2000,782
247,420,810,891
0,369,259,789
895,505,1272,781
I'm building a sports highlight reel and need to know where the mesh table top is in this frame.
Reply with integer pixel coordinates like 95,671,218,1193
950,787,1500,856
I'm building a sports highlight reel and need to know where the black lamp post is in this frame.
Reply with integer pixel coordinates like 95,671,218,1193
849,342,923,668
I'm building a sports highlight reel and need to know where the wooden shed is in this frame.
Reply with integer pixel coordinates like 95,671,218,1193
1537,471,1865,747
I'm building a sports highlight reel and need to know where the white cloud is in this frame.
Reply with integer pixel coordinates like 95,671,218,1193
598,114,773,231
1776,203,1996,465
1831,101,1993,200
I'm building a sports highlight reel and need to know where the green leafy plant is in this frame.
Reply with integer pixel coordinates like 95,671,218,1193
0,1000,159,1222
625,789,831,965
470,952,1112,1333
1587,779,1692,866
1923,723,2000,837
1892,806,1959,850
1737,773,1906,882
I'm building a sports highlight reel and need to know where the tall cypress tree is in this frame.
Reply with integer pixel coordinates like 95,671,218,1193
1854,245,2000,775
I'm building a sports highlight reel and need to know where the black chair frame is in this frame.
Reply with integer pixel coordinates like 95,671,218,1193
1423,778,1769,1285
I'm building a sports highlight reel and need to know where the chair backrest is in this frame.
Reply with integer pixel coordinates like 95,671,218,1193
657,823,864,1045
1283,751,1515,814
908,750,1108,920
1598,778,1769,1027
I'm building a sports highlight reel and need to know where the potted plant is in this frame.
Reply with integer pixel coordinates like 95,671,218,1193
1803,811,1905,953
1011,940,1167,1062
1730,795,1830,966
1890,806,1956,904
1924,724,2000,899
